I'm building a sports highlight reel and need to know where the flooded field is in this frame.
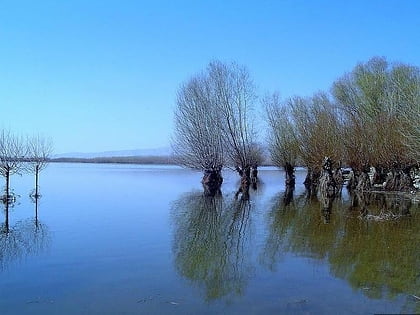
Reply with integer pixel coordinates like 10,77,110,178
0,164,419,314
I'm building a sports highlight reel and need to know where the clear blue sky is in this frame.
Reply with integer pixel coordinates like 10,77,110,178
1,0,419,153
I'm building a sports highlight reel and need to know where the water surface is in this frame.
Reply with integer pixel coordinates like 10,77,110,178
0,164,418,314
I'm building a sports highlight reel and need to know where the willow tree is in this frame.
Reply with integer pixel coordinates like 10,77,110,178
25,135,53,198
333,57,420,191
173,61,258,196
172,71,225,196
0,130,26,203
391,64,420,163
265,92,299,187
208,61,258,193
290,93,343,191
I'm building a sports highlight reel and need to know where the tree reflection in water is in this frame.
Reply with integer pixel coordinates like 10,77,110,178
263,190,420,313
171,191,254,301
0,199,50,271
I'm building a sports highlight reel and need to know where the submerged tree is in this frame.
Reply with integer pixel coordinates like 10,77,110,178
172,71,225,196
25,135,53,198
265,92,299,187
290,93,343,192
209,61,258,195
333,57,420,191
173,60,259,196
392,64,420,164
0,130,26,203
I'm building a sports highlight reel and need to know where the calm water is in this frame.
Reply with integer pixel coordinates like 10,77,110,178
0,163,419,314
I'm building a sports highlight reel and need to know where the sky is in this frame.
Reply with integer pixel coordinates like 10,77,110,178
0,0,419,154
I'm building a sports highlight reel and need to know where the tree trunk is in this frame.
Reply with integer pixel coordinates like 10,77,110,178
356,171,371,191
235,166,251,200
202,169,223,197
304,168,320,190
284,162,295,187
371,166,387,186
5,169,10,201
333,168,343,188
384,166,413,192
250,166,258,184
346,169,358,190
319,157,336,198
35,166,39,198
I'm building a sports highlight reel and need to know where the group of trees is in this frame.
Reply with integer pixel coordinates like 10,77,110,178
0,129,52,203
267,57,420,194
174,57,419,196
172,61,263,197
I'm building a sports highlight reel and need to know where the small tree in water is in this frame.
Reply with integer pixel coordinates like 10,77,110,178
265,92,299,187
290,93,343,192
25,135,53,198
173,60,258,197
0,130,26,203
209,61,258,197
172,69,225,196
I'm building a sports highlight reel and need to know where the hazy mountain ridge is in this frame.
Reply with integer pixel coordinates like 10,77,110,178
53,147,172,158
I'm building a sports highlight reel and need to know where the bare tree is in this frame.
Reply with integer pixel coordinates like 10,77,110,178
173,60,259,196
208,61,258,194
0,130,26,203
172,71,225,196
265,92,299,187
25,135,53,198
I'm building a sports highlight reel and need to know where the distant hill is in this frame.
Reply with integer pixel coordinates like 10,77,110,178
51,155,176,165
53,146,172,159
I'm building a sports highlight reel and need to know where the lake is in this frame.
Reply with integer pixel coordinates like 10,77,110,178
0,163,419,314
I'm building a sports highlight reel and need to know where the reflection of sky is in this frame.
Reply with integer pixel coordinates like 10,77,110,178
1,2,420,153
0,164,417,314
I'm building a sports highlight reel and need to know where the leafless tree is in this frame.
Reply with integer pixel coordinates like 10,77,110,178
265,92,299,186
173,60,259,196
172,70,225,195
25,135,53,198
0,130,26,203
208,61,258,193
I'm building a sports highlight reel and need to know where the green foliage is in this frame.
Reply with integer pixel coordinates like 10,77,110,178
333,57,420,168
